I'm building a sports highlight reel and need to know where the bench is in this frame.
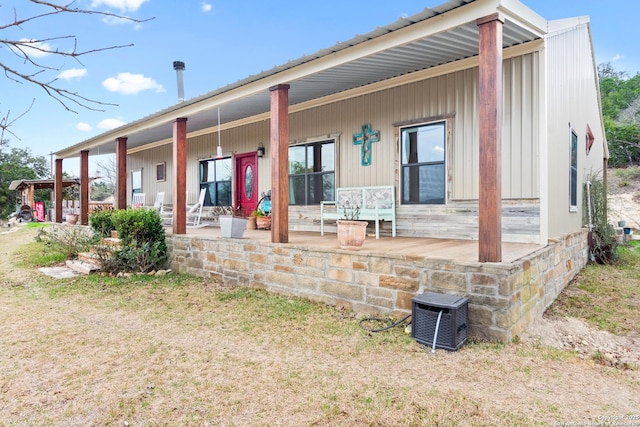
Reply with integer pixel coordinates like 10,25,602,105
320,186,396,239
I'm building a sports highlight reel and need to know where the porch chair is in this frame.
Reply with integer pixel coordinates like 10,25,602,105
131,193,145,209
159,190,187,224
161,189,206,227
145,191,165,214
187,188,207,227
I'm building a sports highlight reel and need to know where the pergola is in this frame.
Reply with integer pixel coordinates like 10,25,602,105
9,178,81,209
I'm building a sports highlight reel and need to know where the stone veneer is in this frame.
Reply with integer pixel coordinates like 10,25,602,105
167,229,588,342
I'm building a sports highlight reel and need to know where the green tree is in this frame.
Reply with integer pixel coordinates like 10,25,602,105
598,62,640,166
0,140,49,218
91,181,114,201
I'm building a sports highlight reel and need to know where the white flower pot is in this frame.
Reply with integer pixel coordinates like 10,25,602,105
220,216,248,238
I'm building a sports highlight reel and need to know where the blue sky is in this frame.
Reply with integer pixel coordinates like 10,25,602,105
2,0,639,176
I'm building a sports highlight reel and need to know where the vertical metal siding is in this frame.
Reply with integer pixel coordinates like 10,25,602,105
503,54,539,199
289,58,538,199
131,52,541,206
546,24,605,238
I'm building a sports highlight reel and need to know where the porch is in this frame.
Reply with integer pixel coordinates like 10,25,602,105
166,226,588,342
169,227,543,263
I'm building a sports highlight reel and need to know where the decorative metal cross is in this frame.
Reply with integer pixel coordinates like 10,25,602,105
352,123,380,166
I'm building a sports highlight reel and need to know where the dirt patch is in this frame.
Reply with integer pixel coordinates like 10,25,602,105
520,169,640,369
521,315,640,369
607,168,640,229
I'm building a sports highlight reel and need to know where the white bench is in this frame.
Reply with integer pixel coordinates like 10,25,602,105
320,186,396,239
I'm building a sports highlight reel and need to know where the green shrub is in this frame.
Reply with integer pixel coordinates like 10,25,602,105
110,209,168,273
584,172,619,264
35,225,96,260
91,242,124,274
89,209,117,237
114,241,168,273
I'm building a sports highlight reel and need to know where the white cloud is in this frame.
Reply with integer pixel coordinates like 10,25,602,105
76,122,93,132
98,118,126,130
612,54,624,62
434,146,445,153
102,72,165,95
91,0,148,13
57,68,88,81
201,2,212,12
15,39,52,58
101,15,133,25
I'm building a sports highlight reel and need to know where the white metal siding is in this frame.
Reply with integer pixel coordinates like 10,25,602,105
128,52,543,242
546,24,606,238
289,54,539,200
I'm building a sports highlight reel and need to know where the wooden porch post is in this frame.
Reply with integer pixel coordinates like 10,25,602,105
270,84,290,243
80,150,89,225
477,13,504,263
27,186,34,208
116,137,128,210
173,118,188,235
55,158,63,223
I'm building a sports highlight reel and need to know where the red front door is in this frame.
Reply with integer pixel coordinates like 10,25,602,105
235,152,258,216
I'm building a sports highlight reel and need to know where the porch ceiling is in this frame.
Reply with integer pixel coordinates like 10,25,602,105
55,0,543,159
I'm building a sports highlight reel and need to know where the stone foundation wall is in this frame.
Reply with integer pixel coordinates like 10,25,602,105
167,229,588,342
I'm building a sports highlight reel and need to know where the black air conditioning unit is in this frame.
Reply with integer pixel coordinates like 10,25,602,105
411,292,469,351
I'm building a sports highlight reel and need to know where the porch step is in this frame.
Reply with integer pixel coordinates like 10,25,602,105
99,237,122,247
66,258,100,275
78,251,101,264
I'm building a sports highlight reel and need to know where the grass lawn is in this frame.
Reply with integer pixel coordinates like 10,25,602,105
548,240,640,336
0,225,638,426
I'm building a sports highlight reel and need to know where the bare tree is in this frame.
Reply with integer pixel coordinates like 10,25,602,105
94,154,116,191
0,0,153,140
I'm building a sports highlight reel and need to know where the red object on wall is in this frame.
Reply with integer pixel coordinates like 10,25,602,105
34,201,45,222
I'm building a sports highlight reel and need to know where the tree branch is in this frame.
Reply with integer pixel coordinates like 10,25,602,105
0,100,35,141
0,0,155,133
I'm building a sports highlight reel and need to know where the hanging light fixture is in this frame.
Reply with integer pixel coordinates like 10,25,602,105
216,106,223,159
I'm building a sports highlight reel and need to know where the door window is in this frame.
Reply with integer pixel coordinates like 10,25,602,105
199,157,232,206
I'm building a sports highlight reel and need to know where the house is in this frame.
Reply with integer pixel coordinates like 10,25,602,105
53,0,607,341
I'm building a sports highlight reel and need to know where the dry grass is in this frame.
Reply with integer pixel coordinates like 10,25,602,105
0,226,639,426
547,241,640,336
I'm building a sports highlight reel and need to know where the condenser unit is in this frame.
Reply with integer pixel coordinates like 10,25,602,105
411,292,469,351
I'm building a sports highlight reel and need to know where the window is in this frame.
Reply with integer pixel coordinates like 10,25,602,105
400,121,446,204
570,128,578,212
156,162,166,182
288,140,335,205
131,170,142,194
199,157,232,206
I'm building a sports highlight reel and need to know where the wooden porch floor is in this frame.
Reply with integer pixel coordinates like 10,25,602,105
167,226,545,264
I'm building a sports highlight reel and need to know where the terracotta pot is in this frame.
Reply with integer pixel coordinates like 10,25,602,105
66,214,78,225
336,220,367,250
110,230,119,239
256,216,271,230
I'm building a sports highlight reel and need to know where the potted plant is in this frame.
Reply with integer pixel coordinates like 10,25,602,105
336,202,367,250
253,209,271,230
219,208,248,238
254,191,272,230
247,210,258,230
66,213,78,225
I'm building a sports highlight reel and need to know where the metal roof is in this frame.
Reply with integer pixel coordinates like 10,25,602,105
55,0,546,158
9,178,81,191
